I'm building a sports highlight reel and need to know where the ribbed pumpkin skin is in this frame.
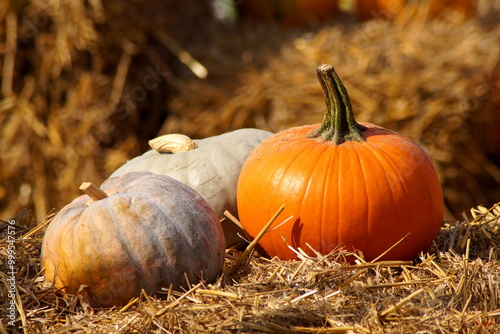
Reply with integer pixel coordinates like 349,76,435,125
237,123,444,261
41,172,225,307
111,129,272,247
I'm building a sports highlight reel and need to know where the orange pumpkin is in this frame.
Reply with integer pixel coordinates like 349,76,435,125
355,0,476,22
355,0,405,21
427,0,476,20
237,64,444,261
236,0,340,26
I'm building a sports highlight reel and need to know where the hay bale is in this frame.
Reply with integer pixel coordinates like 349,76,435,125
165,0,500,218
0,0,215,221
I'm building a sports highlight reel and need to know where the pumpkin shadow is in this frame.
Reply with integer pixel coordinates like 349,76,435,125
247,218,304,259
291,218,303,250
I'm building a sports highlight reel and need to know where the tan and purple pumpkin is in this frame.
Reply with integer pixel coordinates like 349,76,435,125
41,171,225,307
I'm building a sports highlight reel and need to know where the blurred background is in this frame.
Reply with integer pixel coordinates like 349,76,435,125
1,0,500,224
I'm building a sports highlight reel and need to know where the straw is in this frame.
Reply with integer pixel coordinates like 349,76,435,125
0,201,499,332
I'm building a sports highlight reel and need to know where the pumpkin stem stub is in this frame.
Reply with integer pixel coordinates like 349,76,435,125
310,64,367,145
149,134,198,154
80,182,108,202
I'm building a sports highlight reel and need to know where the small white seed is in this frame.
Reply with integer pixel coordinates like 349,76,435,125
149,134,198,153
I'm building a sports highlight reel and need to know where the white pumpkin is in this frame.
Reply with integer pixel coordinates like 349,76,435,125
111,128,273,247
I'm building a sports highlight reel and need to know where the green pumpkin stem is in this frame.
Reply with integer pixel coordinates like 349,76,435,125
309,64,366,144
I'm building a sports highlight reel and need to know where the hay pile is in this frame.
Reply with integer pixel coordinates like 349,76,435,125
2,0,500,222
166,0,500,218
0,0,215,221
1,202,499,333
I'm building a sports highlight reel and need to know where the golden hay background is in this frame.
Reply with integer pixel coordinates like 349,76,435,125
1,0,500,223
0,0,215,221
1,1,500,333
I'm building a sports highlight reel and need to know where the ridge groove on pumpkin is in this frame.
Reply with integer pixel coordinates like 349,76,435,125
350,142,370,257
274,136,316,256
301,141,330,255
369,140,413,254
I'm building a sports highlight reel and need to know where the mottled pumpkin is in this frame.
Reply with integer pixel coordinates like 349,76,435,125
111,129,273,247
41,172,225,307
237,64,444,261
